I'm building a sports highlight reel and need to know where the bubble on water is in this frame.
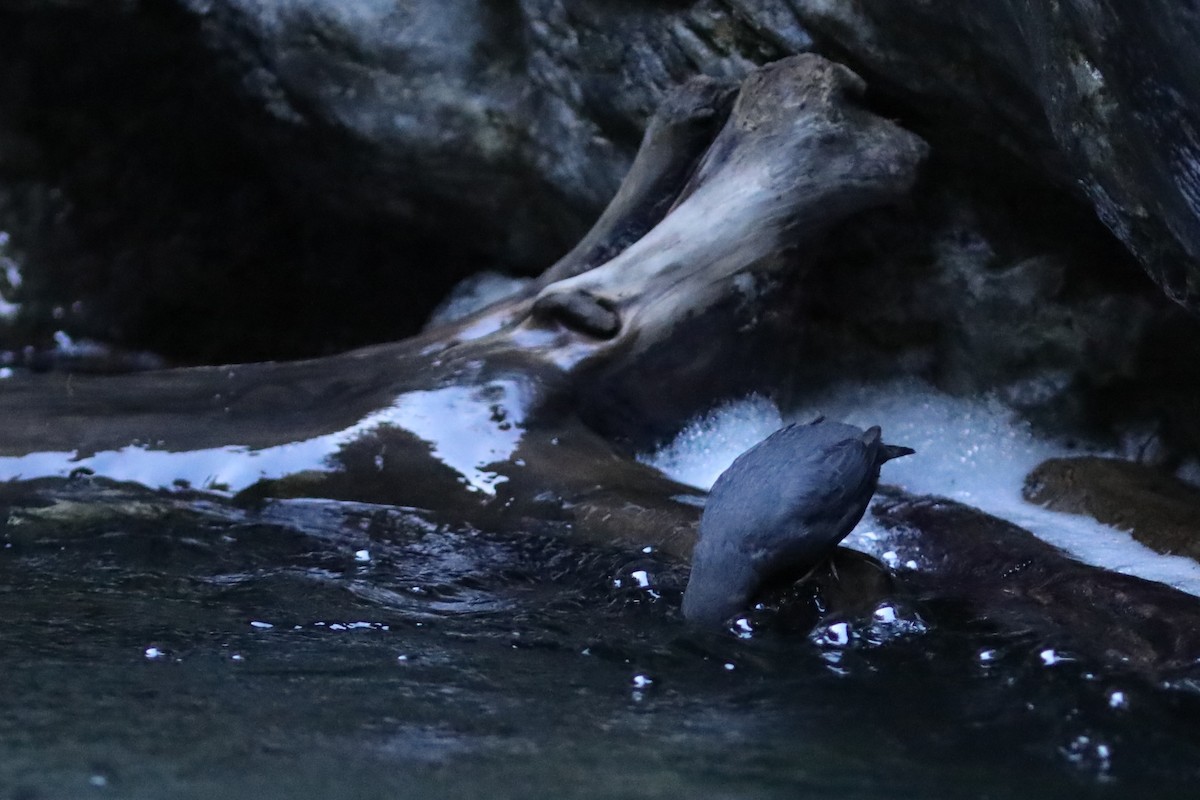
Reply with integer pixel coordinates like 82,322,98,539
250,621,274,629
1060,732,1114,779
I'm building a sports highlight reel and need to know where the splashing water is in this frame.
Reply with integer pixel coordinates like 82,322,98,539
641,378,1200,596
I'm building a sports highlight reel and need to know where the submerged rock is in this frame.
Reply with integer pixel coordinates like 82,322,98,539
874,491,1200,677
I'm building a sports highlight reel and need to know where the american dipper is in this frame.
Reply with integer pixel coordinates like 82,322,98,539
682,417,913,628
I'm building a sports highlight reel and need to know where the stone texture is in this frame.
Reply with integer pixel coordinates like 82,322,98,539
174,0,1200,314
790,0,1200,311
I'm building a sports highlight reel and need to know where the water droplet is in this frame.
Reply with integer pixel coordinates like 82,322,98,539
814,622,852,648
1107,690,1128,709
89,774,108,788
1039,648,1073,666
354,549,371,562
144,647,165,660
641,545,654,554
723,662,736,671
978,649,997,662
231,654,244,662
732,617,755,639
873,605,897,624
397,654,409,662
250,621,274,629
631,674,654,689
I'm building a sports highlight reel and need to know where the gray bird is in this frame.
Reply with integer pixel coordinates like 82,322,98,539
682,417,913,628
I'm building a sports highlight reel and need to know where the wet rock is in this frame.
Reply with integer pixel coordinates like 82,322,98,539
779,153,1178,419
1024,456,1200,561
874,491,1200,677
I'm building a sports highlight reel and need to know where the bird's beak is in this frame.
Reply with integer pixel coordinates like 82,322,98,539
880,444,915,463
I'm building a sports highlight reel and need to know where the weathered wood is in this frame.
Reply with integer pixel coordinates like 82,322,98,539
0,55,927,507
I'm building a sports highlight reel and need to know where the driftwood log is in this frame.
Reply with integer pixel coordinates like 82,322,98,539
0,54,927,557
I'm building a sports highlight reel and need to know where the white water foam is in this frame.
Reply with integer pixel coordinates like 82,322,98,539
0,382,527,496
640,378,1200,597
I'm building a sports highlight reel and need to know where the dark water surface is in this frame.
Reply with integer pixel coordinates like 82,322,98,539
3,485,1200,799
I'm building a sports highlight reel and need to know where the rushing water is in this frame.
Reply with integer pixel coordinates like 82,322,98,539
642,380,1200,596
5,378,1200,798
3,479,1200,799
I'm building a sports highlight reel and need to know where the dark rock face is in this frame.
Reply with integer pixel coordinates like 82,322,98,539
791,1,1200,311
0,2,500,363
175,0,807,267
176,0,1200,313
